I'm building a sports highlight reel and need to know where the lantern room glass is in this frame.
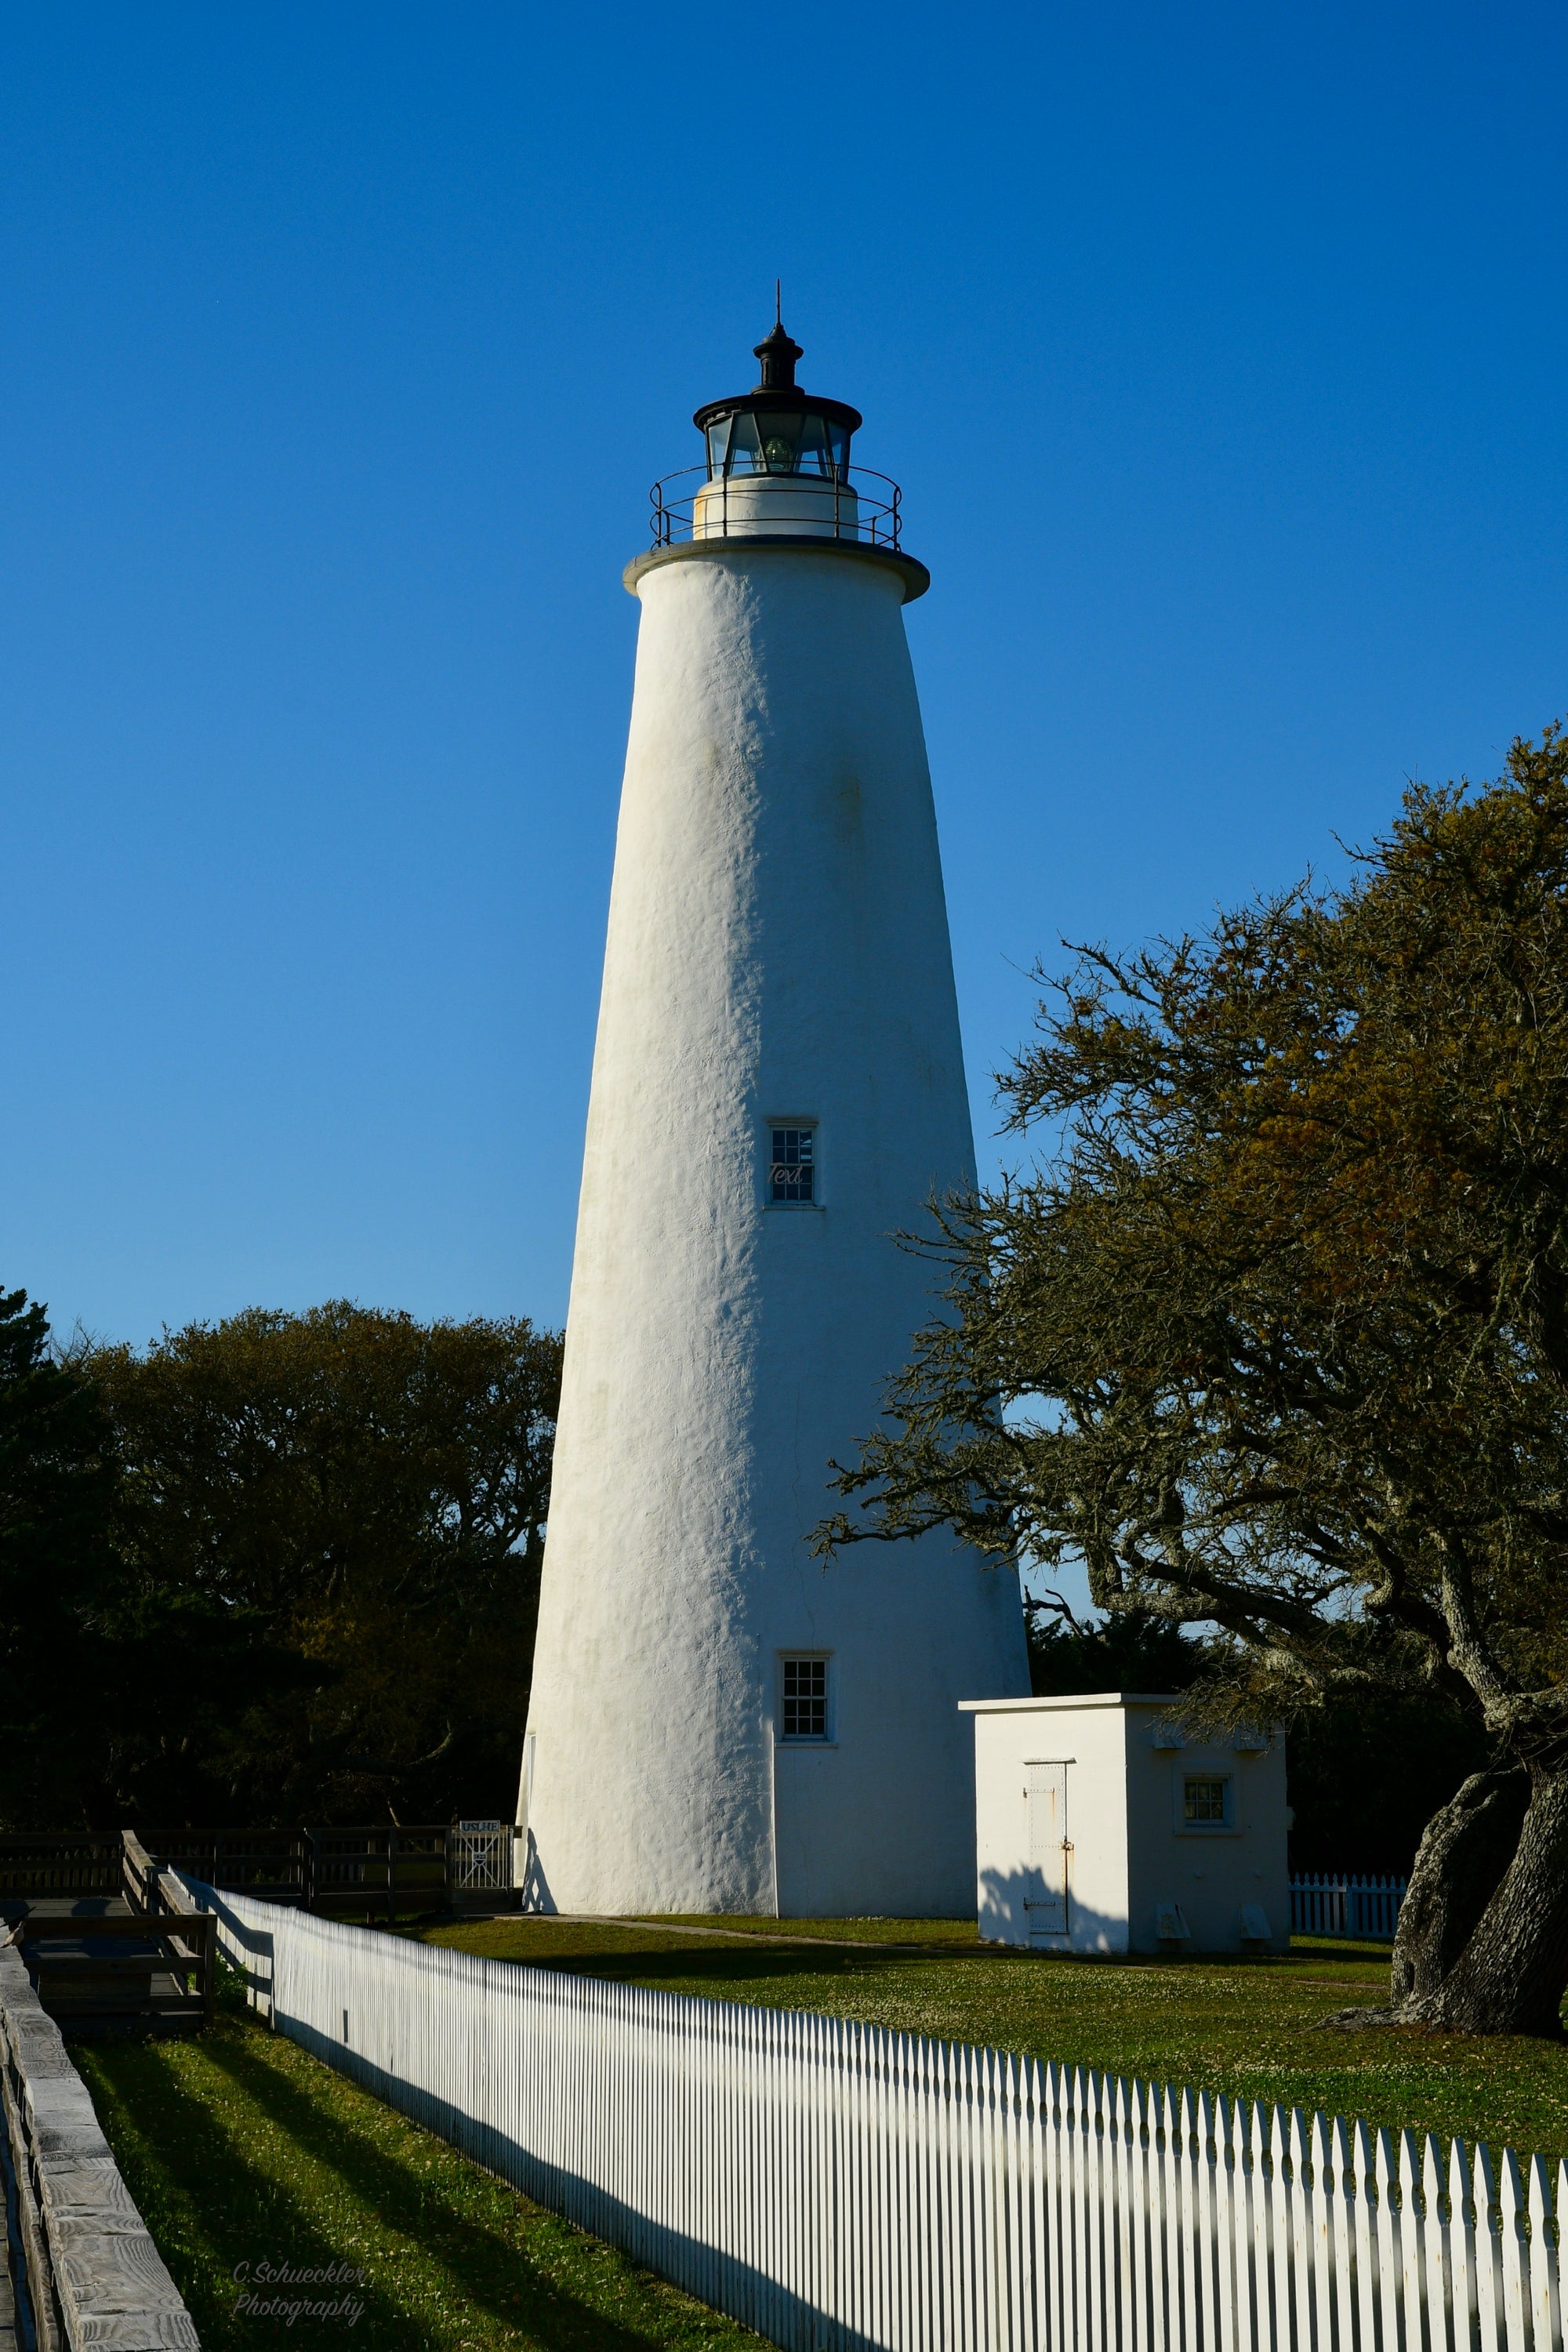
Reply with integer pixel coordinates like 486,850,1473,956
703,408,851,483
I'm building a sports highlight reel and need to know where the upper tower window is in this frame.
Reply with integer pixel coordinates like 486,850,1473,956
770,1127,815,1204
781,1657,829,1740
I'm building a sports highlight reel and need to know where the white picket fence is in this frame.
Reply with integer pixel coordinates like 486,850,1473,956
1290,1877,1409,1940
185,1879,1565,2352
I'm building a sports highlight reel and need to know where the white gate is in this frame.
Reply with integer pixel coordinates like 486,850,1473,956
447,1820,513,1894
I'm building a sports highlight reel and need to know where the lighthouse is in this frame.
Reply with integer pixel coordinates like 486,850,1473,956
519,321,1029,1918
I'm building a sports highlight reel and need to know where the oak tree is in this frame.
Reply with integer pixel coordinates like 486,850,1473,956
821,726,1568,2036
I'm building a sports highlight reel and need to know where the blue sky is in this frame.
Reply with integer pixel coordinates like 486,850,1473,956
4,2,1566,1354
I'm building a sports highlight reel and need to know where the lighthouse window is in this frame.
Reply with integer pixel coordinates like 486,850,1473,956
769,1127,815,1204
781,1657,829,1740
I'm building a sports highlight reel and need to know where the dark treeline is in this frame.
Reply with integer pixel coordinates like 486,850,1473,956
2,1265,1487,1859
0,1288,561,1830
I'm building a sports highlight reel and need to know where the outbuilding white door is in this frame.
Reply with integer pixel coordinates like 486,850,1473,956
1025,1761,1070,1939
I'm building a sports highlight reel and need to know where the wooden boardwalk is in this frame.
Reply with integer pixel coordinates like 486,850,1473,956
1,1899,211,2042
0,1835,216,2042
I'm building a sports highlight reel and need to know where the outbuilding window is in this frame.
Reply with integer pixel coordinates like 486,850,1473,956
769,1127,815,1204
1183,1775,1232,1827
781,1657,829,1740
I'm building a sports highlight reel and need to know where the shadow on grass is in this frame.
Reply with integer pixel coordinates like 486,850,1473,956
205,2024,718,2350
78,2034,419,2351
457,1940,936,1992
84,2021,713,2351
448,1936,1388,1994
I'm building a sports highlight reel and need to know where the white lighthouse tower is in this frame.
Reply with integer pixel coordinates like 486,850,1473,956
520,321,1029,1918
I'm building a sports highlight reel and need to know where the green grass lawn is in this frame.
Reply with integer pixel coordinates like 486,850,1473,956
418,1915,1568,2167
74,2000,765,2351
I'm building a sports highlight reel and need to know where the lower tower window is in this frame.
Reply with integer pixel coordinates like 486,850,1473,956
769,1126,815,1204
781,1656,829,1740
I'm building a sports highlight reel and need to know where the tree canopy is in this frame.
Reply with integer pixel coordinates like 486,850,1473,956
0,1299,561,1829
822,725,1568,2034
0,1287,119,1823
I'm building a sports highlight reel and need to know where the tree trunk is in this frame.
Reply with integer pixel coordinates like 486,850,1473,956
1389,1767,1528,2002
1398,1762,1568,2037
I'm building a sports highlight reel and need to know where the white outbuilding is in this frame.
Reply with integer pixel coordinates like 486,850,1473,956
960,1693,1290,1955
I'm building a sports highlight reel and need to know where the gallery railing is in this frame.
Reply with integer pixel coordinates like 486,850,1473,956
648,464,904,551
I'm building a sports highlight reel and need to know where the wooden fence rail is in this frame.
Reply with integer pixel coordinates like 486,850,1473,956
185,1877,1566,2352
133,1823,520,1919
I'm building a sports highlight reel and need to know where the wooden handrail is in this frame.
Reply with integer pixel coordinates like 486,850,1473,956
0,1946,196,2347
121,1831,213,2021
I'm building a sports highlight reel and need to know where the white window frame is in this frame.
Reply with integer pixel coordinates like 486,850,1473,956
1174,1766,1240,1835
776,1650,835,1744
764,1119,822,1210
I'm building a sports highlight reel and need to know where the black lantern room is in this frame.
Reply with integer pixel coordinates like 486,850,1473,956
694,321,860,485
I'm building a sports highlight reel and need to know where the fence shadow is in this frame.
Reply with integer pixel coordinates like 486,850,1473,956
78,2030,437,2351
467,1938,941,1993
270,2015,867,2352
186,1880,277,2013
199,2027,700,2351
